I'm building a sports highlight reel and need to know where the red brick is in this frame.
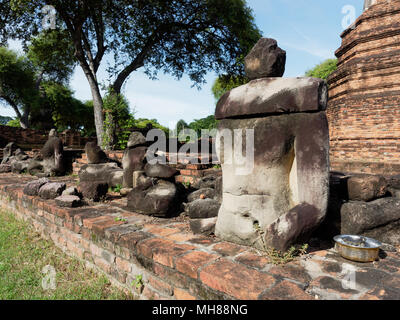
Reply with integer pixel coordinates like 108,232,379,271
165,233,194,242
212,242,246,257
175,251,220,279
174,288,197,300
153,263,190,289
148,276,174,296
94,257,112,273
268,261,312,284
146,226,180,237
83,215,111,229
200,260,275,300
259,280,313,300
138,238,195,267
117,231,151,251
235,252,270,270
116,257,131,273
142,286,170,300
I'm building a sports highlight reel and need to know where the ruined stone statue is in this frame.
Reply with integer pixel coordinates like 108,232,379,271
27,129,65,176
214,38,330,252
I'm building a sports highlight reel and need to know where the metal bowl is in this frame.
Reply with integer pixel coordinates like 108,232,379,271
334,235,382,263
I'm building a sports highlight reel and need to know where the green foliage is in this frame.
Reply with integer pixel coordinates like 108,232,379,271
0,209,134,300
0,0,262,144
305,58,338,80
134,118,169,134
211,75,249,101
27,29,76,84
131,275,144,292
102,89,134,150
264,244,309,265
39,82,95,135
0,46,39,123
110,184,123,194
6,118,20,127
188,115,218,137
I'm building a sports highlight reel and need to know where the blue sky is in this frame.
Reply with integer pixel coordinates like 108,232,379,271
1,0,363,128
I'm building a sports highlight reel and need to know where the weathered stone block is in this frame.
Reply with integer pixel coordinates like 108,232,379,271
38,182,66,200
244,38,286,80
347,174,387,202
341,198,400,245
215,77,328,120
215,106,330,251
127,180,177,217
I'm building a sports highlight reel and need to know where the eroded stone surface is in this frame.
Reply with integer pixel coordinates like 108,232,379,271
215,111,330,251
215,77,328,120
341,198,400,245
244,38,286,80
127,180,177,217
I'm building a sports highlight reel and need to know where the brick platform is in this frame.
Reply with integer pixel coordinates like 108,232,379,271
327,0,400,175
1,173,399,300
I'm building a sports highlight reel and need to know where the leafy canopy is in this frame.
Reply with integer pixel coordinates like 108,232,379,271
305,58,338,80
211,74,248,101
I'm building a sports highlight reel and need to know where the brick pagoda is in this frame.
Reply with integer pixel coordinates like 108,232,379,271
327,0,400,175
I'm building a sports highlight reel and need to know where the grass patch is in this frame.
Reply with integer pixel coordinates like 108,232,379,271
0,209,134,300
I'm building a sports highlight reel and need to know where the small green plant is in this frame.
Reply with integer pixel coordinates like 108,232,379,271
265,244,309,265
182,181,191,188
131,274,144,293
109,184,122,193
213,164,221,169
114,217,127,223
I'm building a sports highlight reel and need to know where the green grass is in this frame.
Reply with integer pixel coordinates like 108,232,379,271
0,209,134,300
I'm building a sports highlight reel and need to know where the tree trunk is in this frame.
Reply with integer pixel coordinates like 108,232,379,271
20,112,30,129
86,74,104,147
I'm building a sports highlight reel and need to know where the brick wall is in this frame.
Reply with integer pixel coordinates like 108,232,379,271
0,175,290,300
0,125,92,150
327,0,400,175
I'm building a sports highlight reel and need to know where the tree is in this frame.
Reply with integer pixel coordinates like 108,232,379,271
0,46,39,128
211,74,248,101
43,82,95,135
0,28,76,128
305,58,338,80
189,115,218,136
0,0,262,146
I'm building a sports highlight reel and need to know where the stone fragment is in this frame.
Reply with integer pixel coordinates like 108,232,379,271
62,186,79,197
79,181,109,202
190,217,218,235
341,198,400,245
244,38,286,80
347,174,387,202
187,188,216,202
186,199,221,219
215,77,328,120
0,164,11,173
120,188,133,196
127,180,177,217
127,132,147,148
192,174,218,190
85,142,108,164
24,178,50,196
38,182,66,200
79,163,123,188
122,147,147,188
55,195,82,208
144,163,178,179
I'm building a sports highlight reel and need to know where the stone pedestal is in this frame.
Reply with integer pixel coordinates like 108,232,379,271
214,77,330,252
